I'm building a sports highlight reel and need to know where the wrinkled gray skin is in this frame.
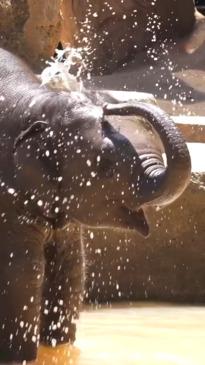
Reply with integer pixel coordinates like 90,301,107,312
0,48,191,364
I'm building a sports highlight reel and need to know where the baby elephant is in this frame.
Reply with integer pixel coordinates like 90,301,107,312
0,48,191,364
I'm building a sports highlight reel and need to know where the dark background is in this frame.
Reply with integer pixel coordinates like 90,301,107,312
196,0,205,14
196,0,205,5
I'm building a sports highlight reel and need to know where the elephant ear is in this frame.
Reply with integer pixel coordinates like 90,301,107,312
13,121,49,151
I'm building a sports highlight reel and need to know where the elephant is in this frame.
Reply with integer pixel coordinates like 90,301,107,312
0,48,191,364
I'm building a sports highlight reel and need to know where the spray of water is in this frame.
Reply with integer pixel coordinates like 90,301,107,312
40,46,87,92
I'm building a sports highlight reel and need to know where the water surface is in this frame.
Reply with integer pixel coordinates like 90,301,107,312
76,303,205,365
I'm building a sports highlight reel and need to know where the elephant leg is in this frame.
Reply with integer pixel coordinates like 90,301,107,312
0,219,49,364
39,224,84,365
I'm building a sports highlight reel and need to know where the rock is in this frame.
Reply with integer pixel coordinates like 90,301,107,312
172,117,205,143
84,172,205,303
90,90,157,105
0,0,197,72
0,0,76,69
73,0,196,74
0,1,29,55
23,0,62,67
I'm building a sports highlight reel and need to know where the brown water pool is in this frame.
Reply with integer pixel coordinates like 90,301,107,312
75,303,205,365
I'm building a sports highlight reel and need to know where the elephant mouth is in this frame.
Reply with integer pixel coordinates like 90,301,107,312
122,206,150,237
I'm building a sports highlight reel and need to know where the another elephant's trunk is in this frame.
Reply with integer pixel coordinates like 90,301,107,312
103,102,191,207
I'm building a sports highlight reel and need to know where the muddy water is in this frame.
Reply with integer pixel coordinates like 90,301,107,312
75,304,205,365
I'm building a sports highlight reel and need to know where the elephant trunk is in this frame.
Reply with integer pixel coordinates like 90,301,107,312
103,102,191,207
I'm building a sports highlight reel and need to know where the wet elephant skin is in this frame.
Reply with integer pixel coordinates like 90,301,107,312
0,48,191,363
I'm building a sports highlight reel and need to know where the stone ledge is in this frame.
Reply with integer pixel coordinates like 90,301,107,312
173,117,205,143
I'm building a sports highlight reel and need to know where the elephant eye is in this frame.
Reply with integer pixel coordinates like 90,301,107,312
97,157,115,178
101,119,116,136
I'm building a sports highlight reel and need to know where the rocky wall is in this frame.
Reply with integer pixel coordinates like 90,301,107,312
0,0,197,72
0,0,77,69
73,0,196,74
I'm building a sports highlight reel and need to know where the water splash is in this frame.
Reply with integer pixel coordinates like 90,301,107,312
40,46,87,92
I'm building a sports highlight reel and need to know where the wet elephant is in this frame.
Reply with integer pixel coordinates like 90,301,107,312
0,48,191,364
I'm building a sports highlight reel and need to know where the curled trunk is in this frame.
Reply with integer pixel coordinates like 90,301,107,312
103,102,191,207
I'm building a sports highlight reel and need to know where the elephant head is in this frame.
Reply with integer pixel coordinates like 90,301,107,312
60,100,191,236
14,96,191,237
103,102,192,207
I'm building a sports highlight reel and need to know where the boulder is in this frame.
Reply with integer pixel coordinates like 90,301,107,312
0,0,76,69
